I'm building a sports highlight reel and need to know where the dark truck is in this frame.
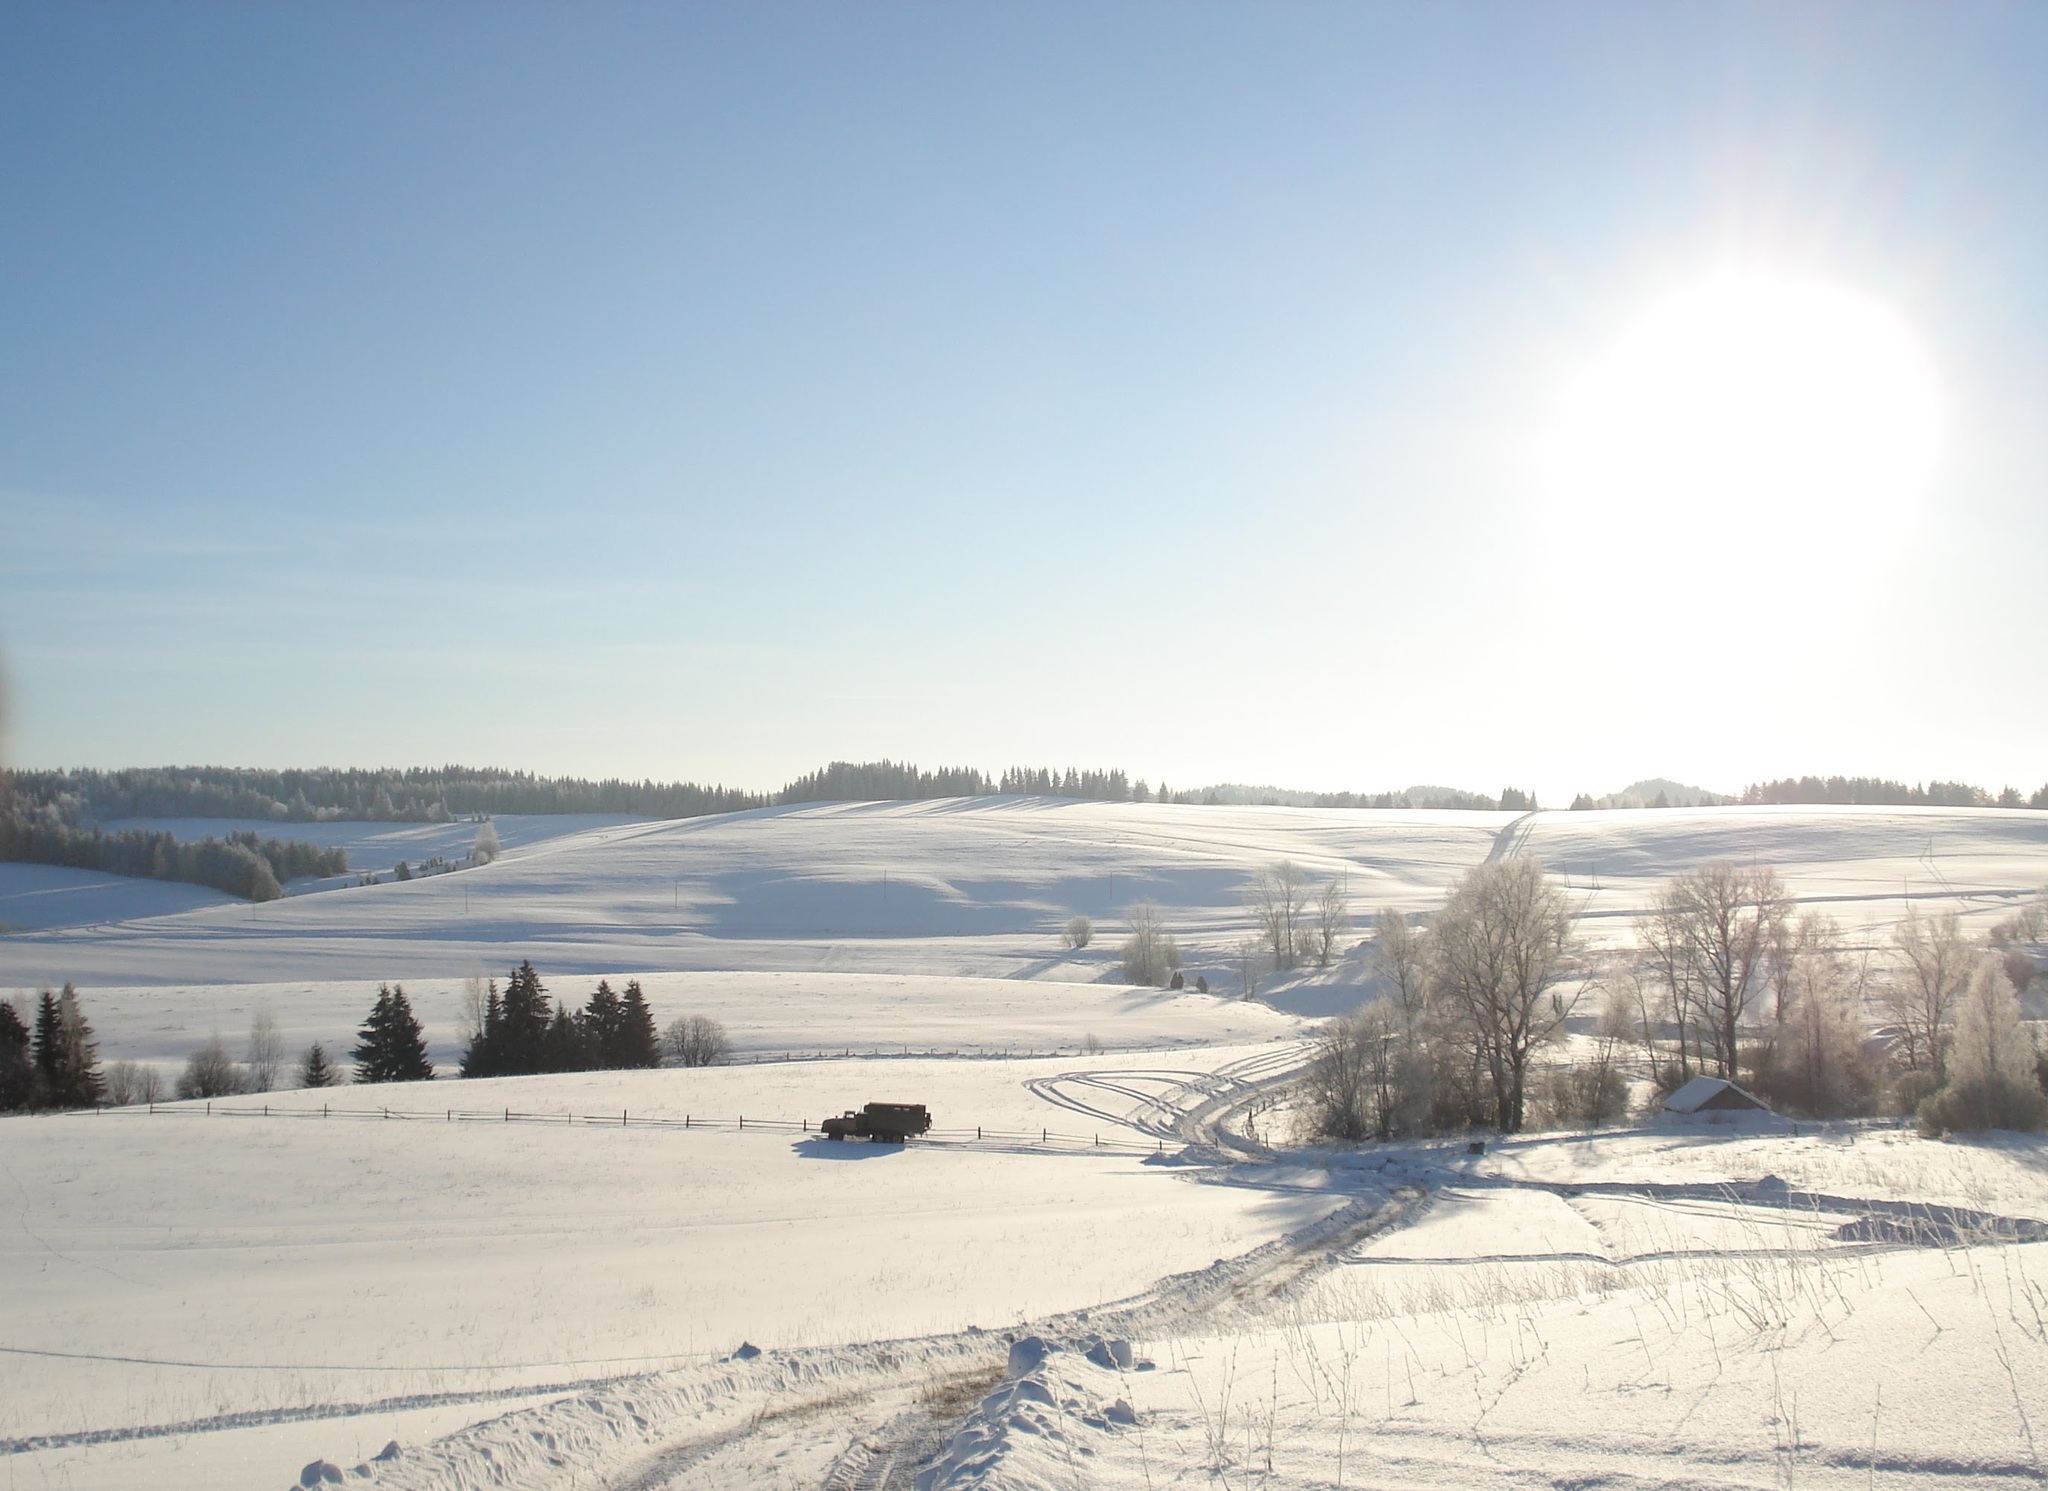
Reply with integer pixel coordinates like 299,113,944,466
820,1102,932,1143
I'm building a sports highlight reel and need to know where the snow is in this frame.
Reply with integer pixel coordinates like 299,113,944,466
8,797,2048,1491
22,971,1302,1085
2,1053,1331,1490
0,860,235,932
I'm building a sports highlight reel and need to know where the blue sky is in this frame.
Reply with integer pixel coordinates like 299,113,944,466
3,2,2044,801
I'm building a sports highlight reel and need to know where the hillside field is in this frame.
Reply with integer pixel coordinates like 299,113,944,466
5,798,2047,1491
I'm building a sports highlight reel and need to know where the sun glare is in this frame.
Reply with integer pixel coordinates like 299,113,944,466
1545,274,1943,575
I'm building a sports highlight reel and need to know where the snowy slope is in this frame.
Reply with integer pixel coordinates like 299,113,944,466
0,861,235,931
10,799,2043,992
1523,803,2048,943
56,971,1301,1077
2,1048,1329,1491
0,799,1509,986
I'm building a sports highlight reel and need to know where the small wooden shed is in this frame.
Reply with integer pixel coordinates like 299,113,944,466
1662,1076,1770,1115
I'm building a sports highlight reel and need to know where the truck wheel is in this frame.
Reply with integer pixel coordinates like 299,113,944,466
827,1132,844,1141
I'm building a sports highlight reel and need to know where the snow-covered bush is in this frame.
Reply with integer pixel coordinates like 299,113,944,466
1918,954,2046,1134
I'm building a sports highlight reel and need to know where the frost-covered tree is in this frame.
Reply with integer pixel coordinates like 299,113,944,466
1426,858,1579,1134
1061,915,1093,950
177,1033,244,1099
1119,901,1181,987
1886,908,1974,1085
1751,915,1877,1118
1649,863,1790,1080
1374,909,1427,1021
1918,955,2046,1134
102,1060,164,1106
1302,1000,1431,1142
1245,862,1310,971
244,1006,285,1093
1311,877,1351,968
472,819,500,866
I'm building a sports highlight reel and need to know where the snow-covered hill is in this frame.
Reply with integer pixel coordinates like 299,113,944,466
7,799,2043,993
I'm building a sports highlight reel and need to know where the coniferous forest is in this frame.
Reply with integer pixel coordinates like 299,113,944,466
461,963,663,1077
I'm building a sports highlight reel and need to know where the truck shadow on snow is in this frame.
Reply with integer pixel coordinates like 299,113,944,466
790,1136,905,1161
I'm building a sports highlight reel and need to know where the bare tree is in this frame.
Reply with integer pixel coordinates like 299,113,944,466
1300,1005,1394,1142
1638,898,1703,1083
176,1034,245,1100
1886,908,1974,1084
1650,862,1790,1080
1311,877,1351,968
1244,862,1310,972
664,1014,732,1068
244,1006,285,1093
1425,857,1579,1134
460,967,491,1046
1234,937,1265,1001
1061,915,1094,951
1374,909,1427,1021
1120,901,1180,986
1528,982,1632,1130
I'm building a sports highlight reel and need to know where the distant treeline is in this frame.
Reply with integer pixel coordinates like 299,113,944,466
0,804,348,901
1741,776,2048,810
9,762,2041,829
0,765,758,824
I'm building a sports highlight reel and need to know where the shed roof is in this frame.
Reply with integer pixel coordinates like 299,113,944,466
1663,1076,1769,1114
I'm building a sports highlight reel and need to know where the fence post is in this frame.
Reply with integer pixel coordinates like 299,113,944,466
207,1101,211,1116
623,1110,627,1127
739,1114,744,1130
977,1125,981,1140
1041,1128,1046,1143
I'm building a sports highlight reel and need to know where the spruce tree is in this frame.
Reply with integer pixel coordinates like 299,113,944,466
30,985,103,1109
461,980,504,1078
617,980,661,1069
0,1000,32,1111
55,986,103,1107
582,980,622,1066
352,985,396,1082
541,1003,586,1073
298,1041,338,1088
31,989,63,1106
496,962,552,1075
382,985,435,1082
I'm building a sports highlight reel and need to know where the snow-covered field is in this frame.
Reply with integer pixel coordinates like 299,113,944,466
6,798,2048,1491
5,801,2041,995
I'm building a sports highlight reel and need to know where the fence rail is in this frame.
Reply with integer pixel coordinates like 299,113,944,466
63,1099,1177,1156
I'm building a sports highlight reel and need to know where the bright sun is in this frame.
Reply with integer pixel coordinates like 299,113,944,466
1545,274,1942,577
